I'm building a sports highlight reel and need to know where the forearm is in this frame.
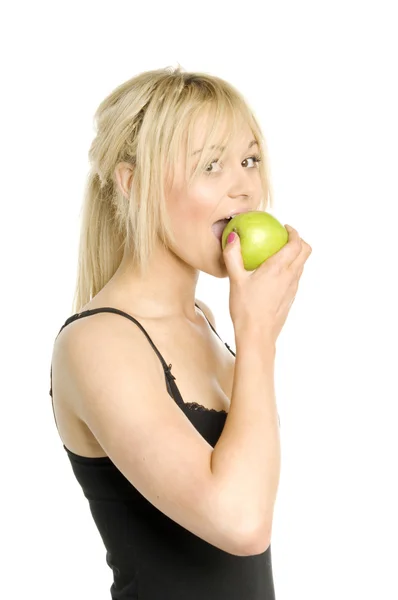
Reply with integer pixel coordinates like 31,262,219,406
210,328,281,541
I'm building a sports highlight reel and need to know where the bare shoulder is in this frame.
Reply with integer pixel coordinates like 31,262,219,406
51,310,157,418
51,310,262,556
52,310,166,409
195,299,216,329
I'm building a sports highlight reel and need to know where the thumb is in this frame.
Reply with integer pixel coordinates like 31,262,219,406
222,231,245,282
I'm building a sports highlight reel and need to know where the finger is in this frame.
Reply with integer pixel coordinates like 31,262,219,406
222,232,246,282
265,225,302,270
277,279,298,315
290,239,312,273
286,278,300,308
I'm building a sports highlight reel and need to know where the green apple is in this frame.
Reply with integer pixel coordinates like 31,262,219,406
221,211,288,271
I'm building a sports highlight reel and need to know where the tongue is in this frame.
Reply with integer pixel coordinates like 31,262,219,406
212,219,230,241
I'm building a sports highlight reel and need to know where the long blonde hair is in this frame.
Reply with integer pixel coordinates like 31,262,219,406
72,66,274,314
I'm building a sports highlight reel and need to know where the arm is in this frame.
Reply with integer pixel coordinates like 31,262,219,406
55,314,265,557
196,299,280,548
210,327,280,552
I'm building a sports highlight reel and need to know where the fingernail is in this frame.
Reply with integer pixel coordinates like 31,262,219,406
227,232,236,244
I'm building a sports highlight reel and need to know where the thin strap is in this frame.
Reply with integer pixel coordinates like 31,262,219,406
61,307,171,370
49,307,178,400
50,307,280,436
195,303,236,357
49,304,235,400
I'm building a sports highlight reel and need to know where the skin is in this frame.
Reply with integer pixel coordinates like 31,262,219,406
51,114,276,556
108,113,263,322
52,113,263,460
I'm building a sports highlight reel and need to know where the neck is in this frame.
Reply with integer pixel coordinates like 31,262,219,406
106,239,201,321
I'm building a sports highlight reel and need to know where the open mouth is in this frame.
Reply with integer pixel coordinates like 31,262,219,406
211,217,234,241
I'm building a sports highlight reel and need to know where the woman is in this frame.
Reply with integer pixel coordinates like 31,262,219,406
50,66,312,599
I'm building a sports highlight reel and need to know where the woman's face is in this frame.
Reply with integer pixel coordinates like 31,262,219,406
165,115,263,278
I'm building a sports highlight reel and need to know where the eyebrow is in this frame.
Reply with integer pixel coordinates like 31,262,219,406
191,138,259,156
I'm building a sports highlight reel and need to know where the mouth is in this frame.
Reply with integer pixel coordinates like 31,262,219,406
211,209,252,242
211,216,234,241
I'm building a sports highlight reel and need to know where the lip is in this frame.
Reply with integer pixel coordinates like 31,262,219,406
214,206,262,223
211,209,255,242
221,209,248,221
211,214,239,242
211,210,244,228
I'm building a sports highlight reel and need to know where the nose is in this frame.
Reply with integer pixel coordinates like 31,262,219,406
227,164,256,201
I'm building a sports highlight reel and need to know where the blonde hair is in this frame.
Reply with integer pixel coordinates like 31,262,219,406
72,65,274,314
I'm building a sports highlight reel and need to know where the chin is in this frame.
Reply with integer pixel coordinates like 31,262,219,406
215,261,229,278
199,254,229,279
176,235,228,277
209,238,229,277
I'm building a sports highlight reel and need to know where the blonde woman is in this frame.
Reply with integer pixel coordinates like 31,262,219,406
50,66,312,599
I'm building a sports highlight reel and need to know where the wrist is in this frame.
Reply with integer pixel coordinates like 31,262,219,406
234,323,276,356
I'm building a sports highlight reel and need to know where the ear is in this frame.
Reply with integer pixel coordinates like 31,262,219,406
114,162,134,199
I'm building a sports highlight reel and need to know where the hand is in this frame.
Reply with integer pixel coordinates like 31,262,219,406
222,225,312,344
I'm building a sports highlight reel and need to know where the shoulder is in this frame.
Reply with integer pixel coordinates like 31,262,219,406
195,299,216,329
52,310,165,389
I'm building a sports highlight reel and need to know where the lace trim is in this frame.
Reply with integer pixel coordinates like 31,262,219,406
183,401,227,415
165,363,228,414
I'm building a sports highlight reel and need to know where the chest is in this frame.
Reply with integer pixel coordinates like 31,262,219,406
132,314,236,413
157,323,235,411
52,315,235,457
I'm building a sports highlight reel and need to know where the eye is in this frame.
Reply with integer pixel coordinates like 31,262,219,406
242,155,262,168
205,160,222,174
204,154,262,175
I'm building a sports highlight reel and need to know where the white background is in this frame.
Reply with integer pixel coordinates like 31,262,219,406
1,1,397,598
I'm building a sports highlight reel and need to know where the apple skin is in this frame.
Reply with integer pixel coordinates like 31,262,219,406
221,211,289,271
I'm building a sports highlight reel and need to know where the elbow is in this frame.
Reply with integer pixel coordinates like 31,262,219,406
230,517,272,557
240,522,272,556
212,484,273,556
242,532,271,556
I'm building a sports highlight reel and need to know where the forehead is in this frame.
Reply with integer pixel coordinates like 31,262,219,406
165,106,256,189
188,110,254,150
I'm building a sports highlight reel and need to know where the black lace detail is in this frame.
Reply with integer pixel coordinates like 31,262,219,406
183,401,227,415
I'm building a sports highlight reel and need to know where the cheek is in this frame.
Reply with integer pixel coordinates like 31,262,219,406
165,171,219,260
172,180,221,226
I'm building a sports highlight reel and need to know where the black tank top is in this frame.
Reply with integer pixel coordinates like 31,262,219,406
49,304,276,600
